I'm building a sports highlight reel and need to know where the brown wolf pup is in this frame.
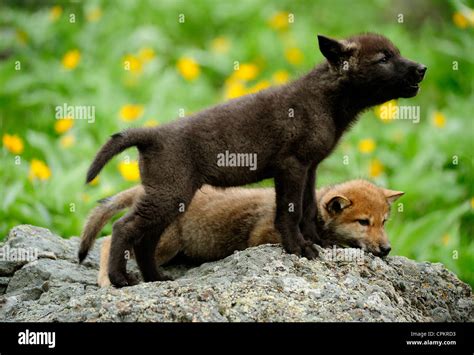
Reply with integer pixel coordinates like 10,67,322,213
83,33,425,287
78,180,403,287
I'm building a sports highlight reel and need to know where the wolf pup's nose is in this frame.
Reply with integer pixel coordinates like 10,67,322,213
379,245,391,256
417,65,427,78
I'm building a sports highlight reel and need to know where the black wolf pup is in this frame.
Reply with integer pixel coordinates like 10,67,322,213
82,33,426,287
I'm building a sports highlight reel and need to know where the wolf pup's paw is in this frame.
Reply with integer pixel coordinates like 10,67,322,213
160,274,173,282
283,234,319,260
300,220,323,245
109,271,131,288
125,273,141,286
143,269,174,282
298,239,318,260
301,240,319,259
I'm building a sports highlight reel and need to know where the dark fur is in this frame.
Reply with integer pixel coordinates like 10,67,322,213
84,33,426,287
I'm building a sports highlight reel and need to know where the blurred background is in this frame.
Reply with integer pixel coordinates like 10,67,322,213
0,0,473,286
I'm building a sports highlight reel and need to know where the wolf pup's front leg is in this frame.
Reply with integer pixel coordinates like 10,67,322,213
274,159,318,259
299,166,323,247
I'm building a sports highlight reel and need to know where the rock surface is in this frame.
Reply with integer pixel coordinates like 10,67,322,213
0,225,472,322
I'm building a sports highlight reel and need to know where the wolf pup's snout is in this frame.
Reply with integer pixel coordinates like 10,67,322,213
408,63,427,93
396,58,427,97
412,63,427,82
417,64,427,77
379,244,392,257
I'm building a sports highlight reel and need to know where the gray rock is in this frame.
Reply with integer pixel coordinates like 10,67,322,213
0,225,472,322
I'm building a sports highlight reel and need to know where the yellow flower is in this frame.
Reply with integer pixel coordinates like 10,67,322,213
432,111,446,128
211,37,230,54
138,47,155,63
272,70,289,85
369,159,384,178
269,11,290,31
358,139,376,154
143,119,159,127
247,80,271,94
123,54,142,74
86,7,102,22
470,197,474,209
285,47,303,65
119,104,144,122
177,57,200,81
49,5,62,21
375,100,398,122
233,63,259,81
225,81,247,99
60,134,75,148
62,50,81,70
54,118,74,134
3,134,24,154
442,234,450,246
118,161,140,181
453,12,469,29
29,159,52,181
89,176,99,186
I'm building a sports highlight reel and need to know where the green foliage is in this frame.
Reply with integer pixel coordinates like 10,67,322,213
0,0,472,286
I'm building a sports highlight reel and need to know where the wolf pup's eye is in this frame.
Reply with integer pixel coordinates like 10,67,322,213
357,219,370,226
377,53,391,64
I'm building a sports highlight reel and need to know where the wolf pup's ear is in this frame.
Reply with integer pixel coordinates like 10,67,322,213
383,189,404,204
317,35,355,64
325,195,352,214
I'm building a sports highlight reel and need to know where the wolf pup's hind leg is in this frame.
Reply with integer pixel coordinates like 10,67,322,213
109,181,196,286
109,209,169,286
108,212,142,287
131,195,174,282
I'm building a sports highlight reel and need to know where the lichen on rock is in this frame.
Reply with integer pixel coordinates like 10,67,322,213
0,225,472,322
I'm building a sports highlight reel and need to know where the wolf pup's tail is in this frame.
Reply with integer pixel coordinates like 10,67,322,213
86,127,156,184
78,185,145,263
